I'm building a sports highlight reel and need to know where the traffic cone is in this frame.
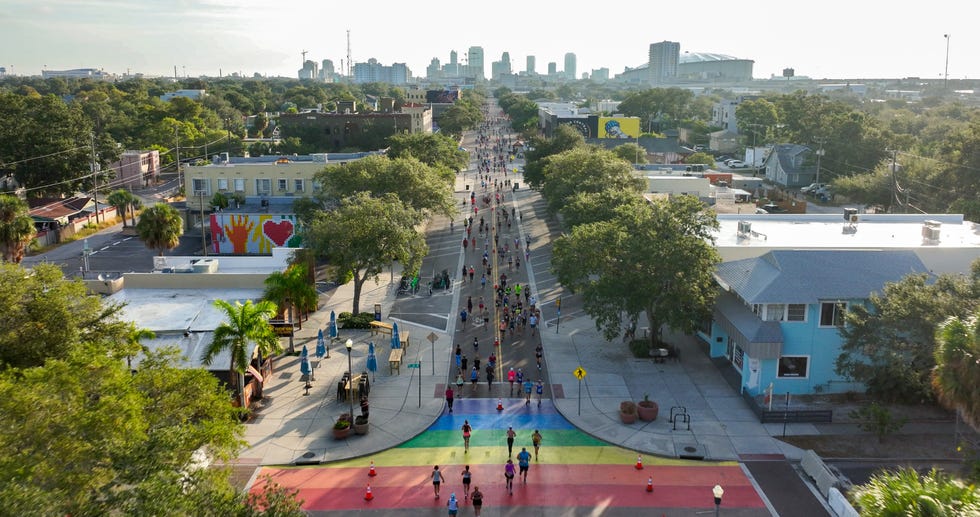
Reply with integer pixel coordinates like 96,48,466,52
497,398,504,411
635,455,643,470
364,484,373,501
646,477,654,492
368,461,377,477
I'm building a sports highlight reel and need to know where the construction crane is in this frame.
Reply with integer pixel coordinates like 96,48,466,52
301,49,308,65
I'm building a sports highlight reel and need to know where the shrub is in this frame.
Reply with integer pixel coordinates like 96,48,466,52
620,401,637,414
849,402,906,443
338,312,375,329
627,339,650,358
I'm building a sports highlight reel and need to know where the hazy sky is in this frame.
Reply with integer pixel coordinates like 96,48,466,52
2,0,975,81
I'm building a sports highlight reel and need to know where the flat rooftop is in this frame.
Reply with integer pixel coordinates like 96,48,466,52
108,288,265,333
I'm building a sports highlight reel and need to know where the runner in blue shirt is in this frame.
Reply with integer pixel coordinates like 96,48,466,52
523,379,533,405
517,447,532,483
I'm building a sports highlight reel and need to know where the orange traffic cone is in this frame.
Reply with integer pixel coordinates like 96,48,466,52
497,398,504,411
635,455,643,470
364,484,374,501
368,461,377,477
646,477,654,492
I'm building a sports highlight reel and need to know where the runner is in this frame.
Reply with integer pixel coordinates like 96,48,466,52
517,447,532,482
536,379,544,406
447,493,458,516
445,386,455,414
461,420,473,453
455,372,464,395
431,465,446,498
471,487,484,516
469,367,478,394
523,379,533,405
504,459,516,495
460,465,472,500
507,367,516,395
506,426,516,457
531,430,543,460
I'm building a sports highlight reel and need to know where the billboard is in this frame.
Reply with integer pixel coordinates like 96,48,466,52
426,90,461,103
598,117,640,139
209,213,302,254
557,117,594,138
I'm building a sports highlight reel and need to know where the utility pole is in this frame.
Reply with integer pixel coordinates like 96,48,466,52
90,132,100,224
175,127,182,193
943,34,951,90
814,138,825,185
200,191,208,256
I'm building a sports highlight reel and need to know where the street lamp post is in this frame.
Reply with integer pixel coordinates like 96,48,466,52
345,339,354,419
814,146,825,185
944,34,951,90
713,484,724,517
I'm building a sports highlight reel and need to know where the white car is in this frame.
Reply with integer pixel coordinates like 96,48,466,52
727,160,747,168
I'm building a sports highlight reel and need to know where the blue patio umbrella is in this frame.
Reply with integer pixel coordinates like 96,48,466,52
391,321,401,349
316,329,326,363
366,341,378,381
328,310,338,339
301,345,314,381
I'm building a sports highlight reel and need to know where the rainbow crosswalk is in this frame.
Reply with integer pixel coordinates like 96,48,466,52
252,399,768,513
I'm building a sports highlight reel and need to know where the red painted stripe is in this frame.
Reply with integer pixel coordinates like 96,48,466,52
255,465,766,511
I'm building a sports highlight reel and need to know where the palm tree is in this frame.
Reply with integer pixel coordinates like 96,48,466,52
933,312,980,431
136,203,184,256
121,323,156,370
264,264,318,328
850,467,980,515
202,299,281,410
0,194,35,263
106,189,136,228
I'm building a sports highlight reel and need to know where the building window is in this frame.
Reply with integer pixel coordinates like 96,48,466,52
732,345,744,371
787,304,806,322
191,178,209,195
217,178,228,191
294,179,304,192
777,356,809,378
256,178,271,194
277,178,288,191
234,179,246,192
819,302,846,327
764,304,785,322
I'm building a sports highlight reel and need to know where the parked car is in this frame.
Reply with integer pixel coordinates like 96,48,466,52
758,203,787,214
727,160,748,168
800,183,827,195
815,186,834,200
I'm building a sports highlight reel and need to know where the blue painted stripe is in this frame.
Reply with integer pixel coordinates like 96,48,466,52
429,413,574,431
448,399,559,414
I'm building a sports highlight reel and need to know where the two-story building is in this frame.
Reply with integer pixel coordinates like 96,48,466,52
762,144,816,188
703,213,980,396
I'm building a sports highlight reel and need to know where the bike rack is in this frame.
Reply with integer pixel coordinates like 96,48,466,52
672,412,691,431
668,406,688,423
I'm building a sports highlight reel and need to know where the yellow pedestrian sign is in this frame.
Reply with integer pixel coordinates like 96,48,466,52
574,367,586,380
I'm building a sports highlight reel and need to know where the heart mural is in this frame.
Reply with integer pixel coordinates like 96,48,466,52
263,219,295,247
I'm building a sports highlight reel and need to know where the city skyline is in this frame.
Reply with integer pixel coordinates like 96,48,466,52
2,0,977,81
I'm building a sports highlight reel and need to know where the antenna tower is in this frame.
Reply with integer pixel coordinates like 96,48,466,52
346,29,352,80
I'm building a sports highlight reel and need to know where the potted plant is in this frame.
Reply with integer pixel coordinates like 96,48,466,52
637,394,659,422
333,413,352,440
353,413,369,435
620,401,638,424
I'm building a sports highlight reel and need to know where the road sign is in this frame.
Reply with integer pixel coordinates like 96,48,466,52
427,332,438,344
573,367,586,380
407,363,420,369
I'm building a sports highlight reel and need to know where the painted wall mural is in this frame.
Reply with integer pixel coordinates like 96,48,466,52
210,213,302,254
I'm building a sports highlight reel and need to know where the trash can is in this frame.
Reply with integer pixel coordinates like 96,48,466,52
465,185,470,191
513,183,519,191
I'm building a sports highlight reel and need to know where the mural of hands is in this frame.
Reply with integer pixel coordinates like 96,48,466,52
224,215,256,254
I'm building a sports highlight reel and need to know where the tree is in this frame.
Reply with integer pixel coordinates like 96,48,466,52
552,196,721,347
136,203,184,256
305,192,426,314
734,99,779,142
611,142,648,165
561,189,646,230
540,147,644,216
617,88,695,131
264,263,317,339
0,262,128,369
309,155,455,219
106,189,138,227
685,152,716,167
933,310,980,431
850,468,980,516
203,299,281,410
836,269,980,403
0,194,35,263
386,132,468,172
522,125,586,189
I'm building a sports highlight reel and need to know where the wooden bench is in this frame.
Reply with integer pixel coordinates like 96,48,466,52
399,331,410,350
389,348,404,375
343,373,367,401
370,321,393,337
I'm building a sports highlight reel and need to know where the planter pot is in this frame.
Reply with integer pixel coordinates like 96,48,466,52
620,411,637,424
333,426,351,440
637,401,659,422
353,421,369,435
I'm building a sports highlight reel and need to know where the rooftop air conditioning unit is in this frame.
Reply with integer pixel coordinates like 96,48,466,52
922,220,942,241
737,220,752,236
843,208,858,222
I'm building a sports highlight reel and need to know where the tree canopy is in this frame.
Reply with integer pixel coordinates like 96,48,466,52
522,125,586,189
136,203,185,255
304,192,427,314
0,194,35,263
552,196,721,345
539,147,644,216
386,132,468,172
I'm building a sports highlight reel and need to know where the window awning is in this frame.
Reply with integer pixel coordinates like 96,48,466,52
713,293,783,359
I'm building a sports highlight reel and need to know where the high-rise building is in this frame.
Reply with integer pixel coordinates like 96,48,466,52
319,59,336,82
352,58,412,84
492,51,512,79
467,46,485,79
591,68,609,82
299,60,318,80
450,50,458,66
548,62,557,77
426,58,442,80
564,53,577,80
649,41,680,84
526,55,536,75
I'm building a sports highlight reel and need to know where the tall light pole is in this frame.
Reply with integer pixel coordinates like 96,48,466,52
713,484,724,517
943,34,951,90
345,339,354,419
